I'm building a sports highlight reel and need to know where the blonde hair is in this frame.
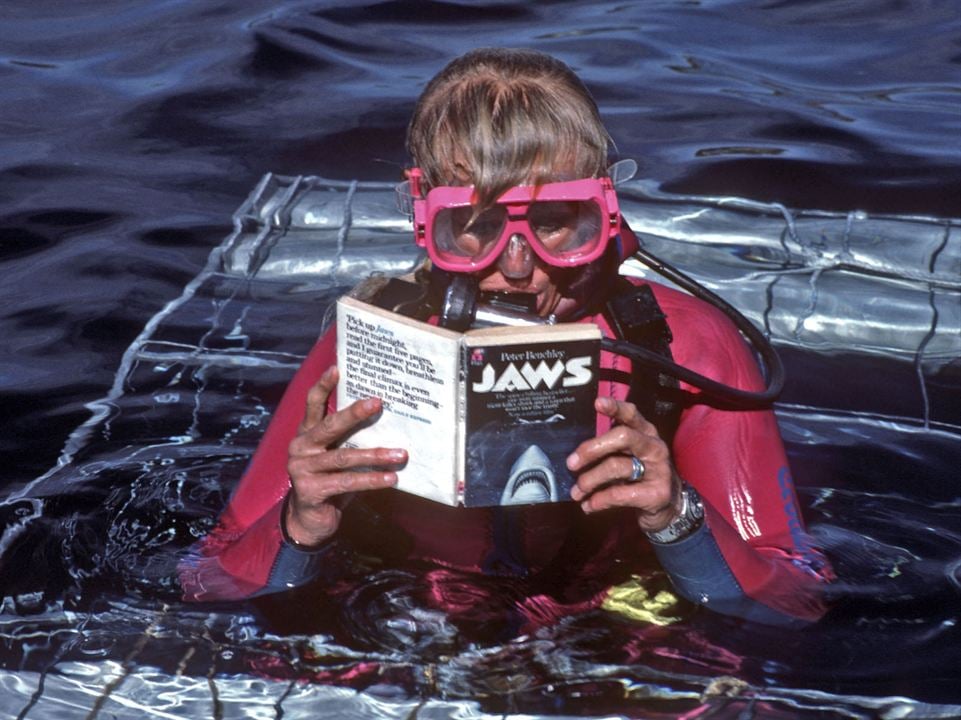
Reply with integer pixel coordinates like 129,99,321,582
407,48,611,207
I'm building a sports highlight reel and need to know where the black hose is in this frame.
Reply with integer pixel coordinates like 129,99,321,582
608,246,785,410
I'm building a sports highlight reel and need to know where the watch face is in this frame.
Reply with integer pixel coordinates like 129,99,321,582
646,486,704,544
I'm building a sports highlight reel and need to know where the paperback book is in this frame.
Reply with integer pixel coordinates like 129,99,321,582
336,286,601,507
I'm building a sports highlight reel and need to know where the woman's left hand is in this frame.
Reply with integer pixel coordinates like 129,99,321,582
566,396,683,533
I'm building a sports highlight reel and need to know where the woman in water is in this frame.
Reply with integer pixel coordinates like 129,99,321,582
182,48,832,629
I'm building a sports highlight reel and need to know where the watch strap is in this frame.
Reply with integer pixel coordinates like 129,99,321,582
645,483,705,545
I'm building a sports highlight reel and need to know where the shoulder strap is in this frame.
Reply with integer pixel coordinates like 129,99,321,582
603,279,685,446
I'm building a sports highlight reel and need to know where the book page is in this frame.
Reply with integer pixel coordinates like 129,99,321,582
336,296,461,505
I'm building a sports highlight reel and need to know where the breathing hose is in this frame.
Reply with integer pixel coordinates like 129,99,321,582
601,246,785,409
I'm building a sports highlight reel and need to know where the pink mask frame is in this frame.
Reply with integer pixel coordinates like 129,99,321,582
407,168,622,273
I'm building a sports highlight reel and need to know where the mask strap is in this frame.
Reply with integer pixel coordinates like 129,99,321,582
608,159,637,186
395,180,413,218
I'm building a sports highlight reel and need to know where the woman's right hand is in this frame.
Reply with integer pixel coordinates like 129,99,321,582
284,366,406,547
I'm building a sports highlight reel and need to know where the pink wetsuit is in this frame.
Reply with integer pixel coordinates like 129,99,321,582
180,279,833,626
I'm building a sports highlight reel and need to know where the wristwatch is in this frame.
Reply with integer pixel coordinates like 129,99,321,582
645,483,705,544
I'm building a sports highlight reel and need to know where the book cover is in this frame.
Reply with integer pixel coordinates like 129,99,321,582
336,291,600,507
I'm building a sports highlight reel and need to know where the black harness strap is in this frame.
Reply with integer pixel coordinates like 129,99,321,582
603,279,685,446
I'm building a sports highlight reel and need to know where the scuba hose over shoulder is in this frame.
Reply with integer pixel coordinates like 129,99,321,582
603,246,785,410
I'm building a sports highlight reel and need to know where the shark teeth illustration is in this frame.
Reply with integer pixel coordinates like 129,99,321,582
501,444,558,505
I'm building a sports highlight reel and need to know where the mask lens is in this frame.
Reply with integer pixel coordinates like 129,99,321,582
528,200,603,261
421,178,614,270
432,205,507,265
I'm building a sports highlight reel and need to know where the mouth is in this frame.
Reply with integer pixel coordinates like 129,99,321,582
477,264,565,317
479,290,539,315
501,445,559,505
481,285,553,318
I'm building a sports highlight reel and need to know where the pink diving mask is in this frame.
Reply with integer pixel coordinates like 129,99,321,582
406,168,623,273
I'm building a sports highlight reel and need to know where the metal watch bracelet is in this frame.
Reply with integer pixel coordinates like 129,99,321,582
645,483,705,544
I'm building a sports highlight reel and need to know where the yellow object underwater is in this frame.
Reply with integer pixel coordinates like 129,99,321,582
601,575,683,626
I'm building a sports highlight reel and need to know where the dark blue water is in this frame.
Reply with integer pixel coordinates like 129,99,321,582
1,1,960,718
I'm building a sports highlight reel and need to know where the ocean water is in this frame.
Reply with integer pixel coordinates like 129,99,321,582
1,1,960,718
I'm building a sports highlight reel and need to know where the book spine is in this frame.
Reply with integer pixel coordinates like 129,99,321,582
455,342,468,506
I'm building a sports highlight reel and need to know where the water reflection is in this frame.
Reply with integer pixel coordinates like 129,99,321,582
2,175,959,718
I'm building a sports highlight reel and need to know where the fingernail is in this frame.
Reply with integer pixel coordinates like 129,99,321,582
363,397,380,412
384,473,398,486
566,452,579,470
387,449,406,462
580,500,592,514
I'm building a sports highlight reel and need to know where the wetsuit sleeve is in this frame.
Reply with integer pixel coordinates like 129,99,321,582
651,290,834,624
179,328,344,601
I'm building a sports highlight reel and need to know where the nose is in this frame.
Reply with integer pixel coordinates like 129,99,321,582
497,233,535,279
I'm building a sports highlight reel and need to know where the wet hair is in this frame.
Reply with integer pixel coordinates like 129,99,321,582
406,47,611,207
